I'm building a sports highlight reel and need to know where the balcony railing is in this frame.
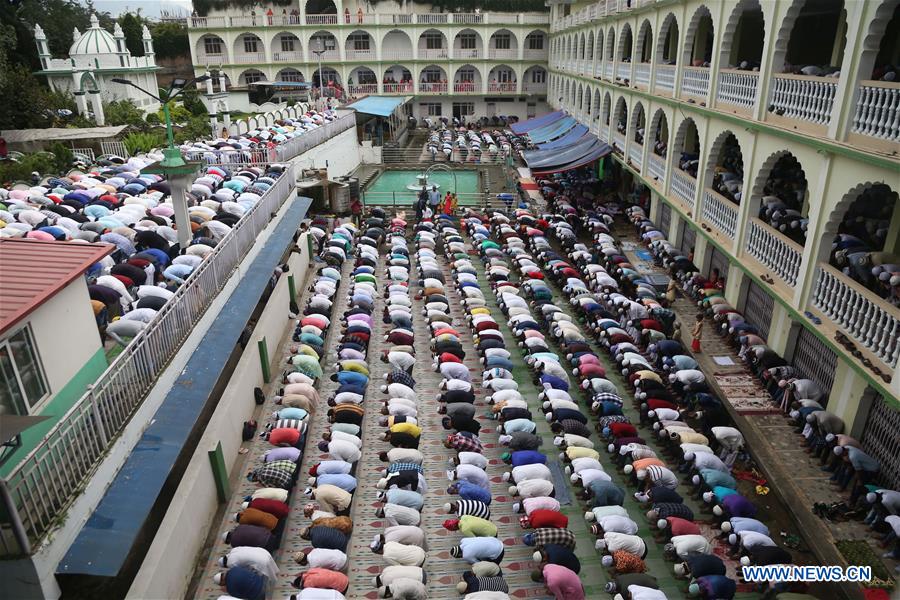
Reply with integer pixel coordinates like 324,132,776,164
811,263,900,368
417,13,448,24
306,13,338,25
655,64,676,94
648,152,666,183
769,73,837,126
524,49,548,60
348,83,377,95
316,49,340,61
453,81,479,93
716,69,758,111
195,52,226,64
454,48,482,59
0,164,298,556
612,131,625,153
603,61,613,80
272,51,303,62
419,48,449,60
634,63,650,88
234,52,266,63
670,168,697,208
628,142,643,170
382,82,413,94
380,49,413,61
615,61,631,81
745,217,803,286
345,49,375,60
419,82,448,93
680,66,710,99
594,63,603,78
701,188,738,239
488,82,517,93
523,82,547,94
489,48,518,60
598,124,609,143
851,80,900,144
453,13,484,24
189,16,226,27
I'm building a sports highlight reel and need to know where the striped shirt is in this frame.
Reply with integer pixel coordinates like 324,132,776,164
447,433,483,454
249,461,295,489
452,500,491,520
524,528,577,550
386,462,425,476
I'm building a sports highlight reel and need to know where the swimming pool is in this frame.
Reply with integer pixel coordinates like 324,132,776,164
363,169,481,206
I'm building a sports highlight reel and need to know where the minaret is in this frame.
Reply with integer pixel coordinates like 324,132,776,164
142,25,155,64
113,22,129,67
34,24,50,70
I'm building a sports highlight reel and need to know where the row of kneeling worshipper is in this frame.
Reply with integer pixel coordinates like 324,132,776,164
647,206,890,500
369,210,432,600
211,223,348,600
291,218,387,599
458,211,589,600
426,213,525,600
533,170,810,599
0,154,289,346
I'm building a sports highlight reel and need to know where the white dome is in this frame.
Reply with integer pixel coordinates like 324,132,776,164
69,15,117,57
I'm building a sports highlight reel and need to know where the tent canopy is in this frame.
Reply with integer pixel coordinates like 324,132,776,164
522,136,600,169
347,95,410,117
527,116,577,145
537,124,588,150
510,110,565,134
532,142,612,176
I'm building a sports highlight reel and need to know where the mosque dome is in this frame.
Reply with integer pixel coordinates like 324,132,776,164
69,14,117,57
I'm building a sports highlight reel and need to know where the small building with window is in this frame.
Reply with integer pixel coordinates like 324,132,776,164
0,239,113,475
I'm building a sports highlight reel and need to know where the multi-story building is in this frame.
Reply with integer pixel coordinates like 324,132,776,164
186,0,551,119
547,0,900,484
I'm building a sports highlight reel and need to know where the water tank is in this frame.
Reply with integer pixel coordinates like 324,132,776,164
331,183,350,213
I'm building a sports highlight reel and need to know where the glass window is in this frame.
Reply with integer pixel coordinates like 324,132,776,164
457,69,474,83
459,34,476,50
243,70,264,84
531,69,546,83
425,32,443,50
422,102,442,116
204,37,223,55
527,34,544,50
453,102,474,116
280,35,295,52
349,34,370,51
0,326,49,416
496,69,513,83
493,34,511,50
243,36,258,53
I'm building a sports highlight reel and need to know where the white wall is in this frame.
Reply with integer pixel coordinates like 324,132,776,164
127,235,313,600
416,97,550,120
28,281,103,404
288,126,361,179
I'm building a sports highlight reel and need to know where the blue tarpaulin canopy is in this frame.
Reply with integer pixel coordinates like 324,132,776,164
537,124,588,150
531,142,612,175
510,110,565,134
522,136,599,168
527,116,577,145
347,95,410,117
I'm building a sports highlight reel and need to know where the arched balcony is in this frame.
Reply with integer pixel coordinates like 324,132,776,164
599,91,612,142
382,65,413,94
679,6,715,101
453,29,484,60
419,64,448,94
238,68,267,86
523,65,548,94
524,30,548,61
309,31,339,61
348,66,377,96
701,131,745,238
453,64,483,94
593,30,604,77
275,67,304,83
196,34,227,64
271,32,302,62
654,13,679,94
612,96,628,152
603,27,615,80
305,0,337,25
629,102,646,170
234,33,265,64
381,30,413,62
489,29,518,61
345,30,375,61
634,20,653,89
584,31,595,75
488,64,517,93
647,109,669,183
715,0,765,114
670,118,701,210
418,29,448,61
616,23,633,82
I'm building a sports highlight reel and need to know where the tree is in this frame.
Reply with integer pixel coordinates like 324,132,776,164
104,99,146,128
150,21,189,61
8,0,112,71
0,66,51,129
118,13,144,57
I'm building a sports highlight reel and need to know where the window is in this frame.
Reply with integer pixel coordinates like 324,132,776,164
422,102,442,116
204,37,223,55
457,68,475,83
243,36,259,54
243,70,264,84
527,34,544,50
424,32,443,50
280,69,303,82
493,34,511,50
1,326,49,416
495,69,514,83
459,34,476,50
349,34,370,51
531,69,546,83
422,67,442,83
791,327,837,400
453,102,475,116
312,35,336,51
280,35,295,53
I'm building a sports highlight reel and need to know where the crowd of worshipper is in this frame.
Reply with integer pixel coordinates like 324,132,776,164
0,153,290,347
635,192,900,579
182,109,340,165
709,136,743,205
212,217,347,600
756,154,809,245
424,124,527,163
530,167,819,599
829,184,899,306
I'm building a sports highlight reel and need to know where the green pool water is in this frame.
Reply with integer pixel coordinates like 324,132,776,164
363,169,481,206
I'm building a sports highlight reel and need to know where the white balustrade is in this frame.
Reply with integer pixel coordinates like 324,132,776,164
670,168,697,207
349,84,377,95
600,124,610,143
655,64,675,94
419,82,448,94
273,51,303,62
594,63,603,78
523,49,548,60
388,14,413,24
612,131,625,152
769,73,837,126
701,188,738,238
305,14,338,25
489,49,518,60
453,82,478,93
234,52,266,64
603,62,613,80
812,264,900,367
195,52,226,64
419,48,449,60
383,82,414,94
745,218,802,286
648,153,666,182
852,80,900,143
452,13,484,24
616,62,631,81
488,82,517,93
716,69,759,109
680,66,710,99
521,14,550,24
417,13,448,24
380,49,413,61
628,142,643,170
523,82,547,94
345,49,375,60
189,16,226,28
634,64,650,88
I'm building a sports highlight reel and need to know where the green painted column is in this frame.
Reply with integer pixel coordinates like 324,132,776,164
288,274,297,304
208,442,229,502
258,337,271,383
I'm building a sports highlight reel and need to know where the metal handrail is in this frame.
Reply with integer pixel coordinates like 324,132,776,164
0,165,297,556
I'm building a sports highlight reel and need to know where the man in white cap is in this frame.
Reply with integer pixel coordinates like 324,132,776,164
377,577,427,599
293,547,347,571
218,546,279,581
595,532,647,557
663,534,712,560
373,565,426,587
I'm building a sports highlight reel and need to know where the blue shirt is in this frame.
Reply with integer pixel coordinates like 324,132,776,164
316,473,357,492
510,450,547,467
503,418,536,434
460,537,504,563
385,488,424,511
454,481,492,504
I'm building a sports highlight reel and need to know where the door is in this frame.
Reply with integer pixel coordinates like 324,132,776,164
860,390,900,490
658,202,671,237
790,327,837,400
679,221,696,256
741,280,773,339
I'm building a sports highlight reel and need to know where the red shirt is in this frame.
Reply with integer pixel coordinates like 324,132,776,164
579,364,606,378
667,517,701,536
439,352,462,364
268,428,300,447
609,422,638,438
647,399,678,411
529,509,569,529
248,498,290,519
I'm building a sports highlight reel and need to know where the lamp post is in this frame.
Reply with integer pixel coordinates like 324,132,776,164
111,75,210,251
311,39,326,102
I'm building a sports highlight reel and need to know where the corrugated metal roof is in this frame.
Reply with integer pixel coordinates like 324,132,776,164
0,126,127,144
0,239,114,335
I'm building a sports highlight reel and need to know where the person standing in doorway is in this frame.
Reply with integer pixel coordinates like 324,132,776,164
428,186,441,214
691,313,703,353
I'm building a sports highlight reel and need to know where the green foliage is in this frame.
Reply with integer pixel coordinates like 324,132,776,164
104,99,147,128
180,88,208,117
175,116,212,144
118,13,144,57
46,142,74,173
0,152,59,184
149,21,189,60
0,66,51,129
123,131,165,155
145,112,160,125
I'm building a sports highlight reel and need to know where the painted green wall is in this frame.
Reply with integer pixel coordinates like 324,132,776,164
1,347,109,478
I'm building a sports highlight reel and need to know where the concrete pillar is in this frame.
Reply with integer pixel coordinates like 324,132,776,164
209,113,219,138
74,91,89,116
89,90,104,125
170,174,194,251
723,266,744,312
827,359,871,432
764,302,793,354
884,201,900,255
